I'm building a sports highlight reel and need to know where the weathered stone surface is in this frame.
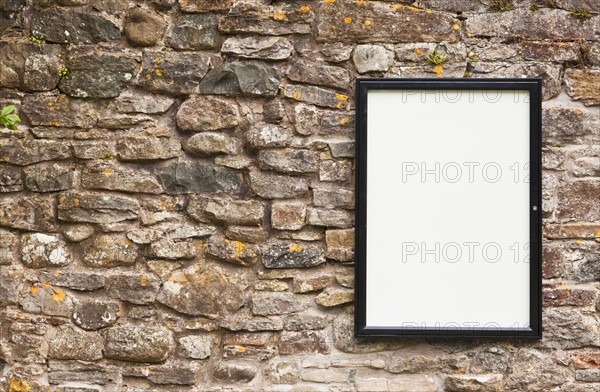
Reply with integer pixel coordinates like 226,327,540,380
226,226,267,244
284,313,329,331
116,133,181,161
0,194,55,231
23,93,98,128
20,233,72,268
315,287,354,307
543,107,599,142
565,69,600,106
307,208,354,228
445,374,505,392
124,7,166,47
137,51,211,95
106,273,161,305
213,361,257,382
332,313,403,353
48,326,104,361
218,5,311,36
317,1,460,43
72,300,120,330
543,308,600,349
353,45,395,73
180,0,232,13
543,287,595,307
21,282,76,316
326,229,354,261
115,91,174,114
287,58,350,90
206,236,260,266
1,139,70,165
0,42,62,90
320,159,353,182
167,14,218,50
146,238,197,260
321,42,353,63
557,181,600,222
147,366,197,385
200,61,280,96
104,325,173,363
59,53,137,98
292,275,332,294
83,235,138,268
281,84,349,109
58,191,139,224
258,149,319,174
279,330,330,355
466,8,598,41
271,200,308,231
81,162,162,194
177,95,240,132
0,269,22,306
0,230,17,265
249,169,309,199
263,361,300,384
252,292,304,316
24,52,63,91
293,104,319,136
188,194,265,226
263,99,286,124
186,132,242,156
179,335,213,359
157,264,244,318
263,243,325,269
30,6,120,44
247,125,293,148
62,225,94,244
23,162,74,192
160,161,242,195
40,271,105,291
0,165,22,192
222,36,293,60
507,348,569,390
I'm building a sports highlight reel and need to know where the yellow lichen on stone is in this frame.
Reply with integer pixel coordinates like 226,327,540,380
415,48,424,56
292,91,302,100
102,169,112,175
145,74,152,81
406,6,422,12
54,271,60,277
335,93,348,108
433,64,443,77
49,121,60,127
452,23,460,30
289,243,303,252
73,198,80,206
31,286,39,295
324,0,335,4
273,11,286,21
140,275,148,287
9,378,31,392
354,0,369,6
154,68,163,77
58,197,66,204
363,19,372,28
343,17,352,24
298,5,310,13
595,230,600,242
52,288,65,302
42,283,50,289
425,8,432,14
237,346,246,353
231,241,246,255
340,117,351,125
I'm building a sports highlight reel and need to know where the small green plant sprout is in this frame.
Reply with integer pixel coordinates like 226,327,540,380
490,0,514,12
426,49,449,66
58,66,69,80
568,8,594,19
29,33,46,45
0,105,21,131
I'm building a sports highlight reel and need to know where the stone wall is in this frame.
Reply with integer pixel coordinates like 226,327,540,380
0,0,599,391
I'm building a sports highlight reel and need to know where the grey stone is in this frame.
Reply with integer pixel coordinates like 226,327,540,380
59,53,137,98
326,229,354,261
332,312,403,353
0,42,61,90
160,162,242,195
321,43,354,63
557,181,600,222
575,369,600,382
177,95,240,132
0,194,55,231
179,335,213,359
40,271,105,291
284,313,330,331
115,91,174,114
124,7,166,47
21,281,76,316
83,235,138,268
247,125,293,148
48,326,104,361
81,162,163,194
146,238,197,260
63,224,94,242
200,61,280,96
329,141,355,158
180,0,232,13
157,264,244,318
263,99,286,124
30,6,120,44
279,330,330,355
1,139,70,165
0,230,18,265
470,346,510,374
137,51,211,95
565,69,600,106
249,169,309,199
96,113,155,130
287,58,350,90
315,288,354,307
252,292,305,316
20,233,72,268
106,273,161,305
72,300,120,330
307,208,354,228
218,7,310,36
213,361,257,383
72,141,113,160
281,84,349,109
24,53,62,91
23,162,74,192
506,348,569,390
543,107,599,142
222,36,293,60
313,187,354,209
319,159,353,182
22,93,98,128
293,103,319,136
104,325,173,363
116,134,181,161
186,132,242,156
271,200,308,230
206,236,260,266
0,269,22,306
263,243,325,269
0,165,23,192
258,149,319,174
353,44,395,73
167,14,218,50
58,191,139,224
226,226,267,244
147,367,197,385
542,307,600,349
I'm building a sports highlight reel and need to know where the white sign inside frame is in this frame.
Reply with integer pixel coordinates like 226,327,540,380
355,79,542,339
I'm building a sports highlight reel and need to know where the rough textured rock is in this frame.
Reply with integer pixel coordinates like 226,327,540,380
200,61,280,96
177,95,240,131
249,169,309,199
137,51,211,95
106,273,161,304
315,287,354,307
124,7,166,47
48,326,104,361
252,292,305,316
0,165,23,192
263,243,325,269
213,361,257,382
258,149,319,174
0,194,55,231
0,230,18,265
160,161,242,194
116,133,181,161
1,139,71,165
307,208,354,228
246,125,293,148
222,36,293,60
271,200,308,231
205,236,260,266
83,235,138,268
565,69,600,106
104,325,173,363
557,181,600,222
281,84,349,109
325,229,354,261
353,45,395,73
115,91,174,114
20,233,72,268
58,191,140,224
22,93,98,128
180,0,232,13
81,162,162,194
167,14,218,50
188,194,265,225
24,162,74,192
279,330,330,355
186,132,242,156
287,58,350,90
179,335,213,359
72,300,120,330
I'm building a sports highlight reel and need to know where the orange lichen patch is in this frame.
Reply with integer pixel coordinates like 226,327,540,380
331,25,337,30
363,19,372,28
52,289,65,303
425,8,432,14
58,197,66,204
102,169,112,175
452,23,460,30
152,56,162,64
391,4,403,10
54,271,60,277
154,68,163,77
323,0,335,4
354,0,369,6
9,378,31,392
595,230,600,242
237,346,247,353
454,367,466,374
49,121,60,127
433,64,443,77
42,283,50,289
298,5,310,13
30,286,39,295
140,275,148,287
292,91,302,100
559,283,570,290
415,48,424,56
273,11,286,21
335,93,348,108
289,243,303,253
343,17,352,24
73,198,80,206
406,6,423,12
468,51,475,57
573,108,583,114
340,117,351,125
145,74,152,81
575,239,582,244
230,240,246,255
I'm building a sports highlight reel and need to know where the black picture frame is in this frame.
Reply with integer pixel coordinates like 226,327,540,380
354,78,542,339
